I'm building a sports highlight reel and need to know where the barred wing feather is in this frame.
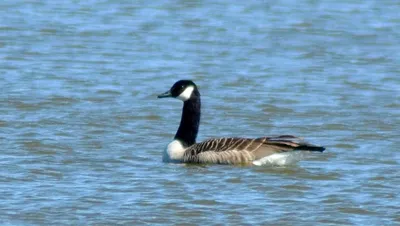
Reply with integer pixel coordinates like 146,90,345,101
182,135,324,164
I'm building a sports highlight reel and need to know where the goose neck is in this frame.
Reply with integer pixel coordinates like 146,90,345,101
174,94,201,147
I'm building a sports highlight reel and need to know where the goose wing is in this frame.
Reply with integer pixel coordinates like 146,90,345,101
182,135,325,164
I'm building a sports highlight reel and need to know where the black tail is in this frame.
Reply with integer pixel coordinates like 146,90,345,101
295,144,325,152
266,135,326,152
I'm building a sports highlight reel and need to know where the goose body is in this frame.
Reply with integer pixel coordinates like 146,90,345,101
158,80,325,166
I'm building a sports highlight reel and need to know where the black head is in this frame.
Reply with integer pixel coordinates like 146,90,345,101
158,80,198,101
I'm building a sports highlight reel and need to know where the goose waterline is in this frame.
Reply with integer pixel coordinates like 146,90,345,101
158,80,325,166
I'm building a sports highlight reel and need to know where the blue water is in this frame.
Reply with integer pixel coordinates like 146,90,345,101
1,0,399,225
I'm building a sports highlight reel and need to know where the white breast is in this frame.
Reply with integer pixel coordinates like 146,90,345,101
163,140,186,162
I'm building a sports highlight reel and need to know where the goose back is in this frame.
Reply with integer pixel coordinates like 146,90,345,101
182,135,324,164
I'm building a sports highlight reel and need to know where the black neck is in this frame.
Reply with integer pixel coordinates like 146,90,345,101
174,90,201,147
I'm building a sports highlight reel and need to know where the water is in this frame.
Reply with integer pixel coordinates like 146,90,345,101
1,0,399,225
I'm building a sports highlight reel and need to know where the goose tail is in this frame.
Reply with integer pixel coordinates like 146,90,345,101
266,135,325,152
295,144,325,152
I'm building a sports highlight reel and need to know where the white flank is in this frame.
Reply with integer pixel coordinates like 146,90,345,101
252,152,306,166
163,140,186,162
177,86,194,101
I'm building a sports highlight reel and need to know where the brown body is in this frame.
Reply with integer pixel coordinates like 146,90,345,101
182,135,324,164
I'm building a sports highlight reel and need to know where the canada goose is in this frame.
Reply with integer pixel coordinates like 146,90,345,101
158,80,325,166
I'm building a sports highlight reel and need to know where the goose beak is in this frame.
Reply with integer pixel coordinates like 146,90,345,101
157,90,172,98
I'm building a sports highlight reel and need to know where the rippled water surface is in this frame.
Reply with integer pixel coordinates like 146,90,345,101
1,0,399,225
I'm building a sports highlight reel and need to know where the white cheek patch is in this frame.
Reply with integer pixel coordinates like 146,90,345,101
177,86,194,101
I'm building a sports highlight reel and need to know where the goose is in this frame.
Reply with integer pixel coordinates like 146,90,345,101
158,80,325,166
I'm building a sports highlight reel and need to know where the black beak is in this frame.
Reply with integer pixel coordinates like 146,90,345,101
157,90,172,98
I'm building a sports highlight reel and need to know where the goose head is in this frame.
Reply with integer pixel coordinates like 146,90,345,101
157,80,198,101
